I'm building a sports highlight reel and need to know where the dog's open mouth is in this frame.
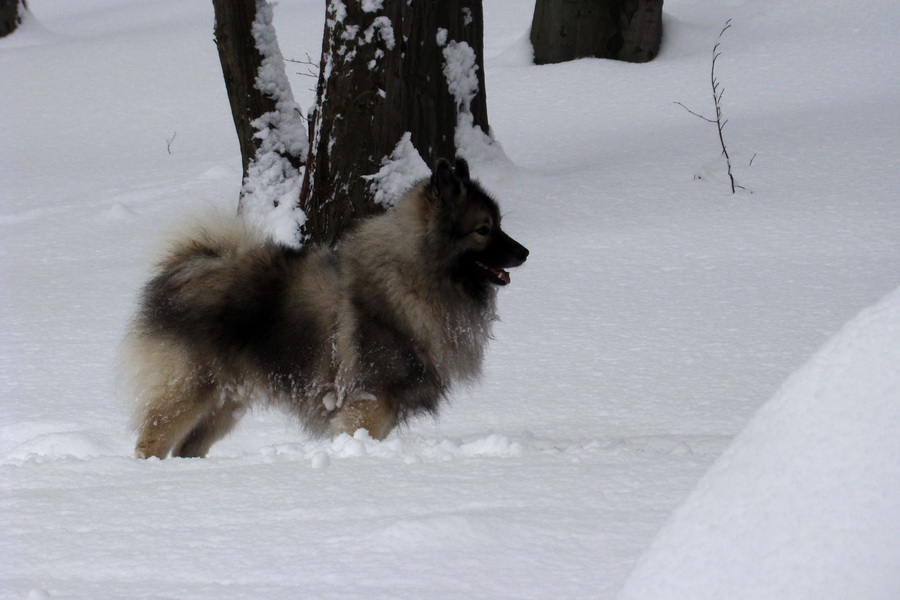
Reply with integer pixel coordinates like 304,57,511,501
476,261,511,285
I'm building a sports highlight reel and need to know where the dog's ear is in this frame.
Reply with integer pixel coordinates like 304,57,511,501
430,158,462,207
454,157,470,182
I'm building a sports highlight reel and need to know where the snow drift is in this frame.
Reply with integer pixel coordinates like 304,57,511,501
618,286,900,600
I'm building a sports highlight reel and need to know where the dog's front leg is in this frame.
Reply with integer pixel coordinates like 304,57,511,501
329,391,396,440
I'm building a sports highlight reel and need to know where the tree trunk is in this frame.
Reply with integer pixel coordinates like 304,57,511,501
300,0,490,246
213,0,281,182
530,0,663,65
0,0,27,38
212,0,308,246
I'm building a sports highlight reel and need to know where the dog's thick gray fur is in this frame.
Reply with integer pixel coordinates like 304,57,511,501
124,158,528,458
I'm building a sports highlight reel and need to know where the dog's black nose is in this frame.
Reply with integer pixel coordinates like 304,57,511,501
515,243,529,264
495,231,529,268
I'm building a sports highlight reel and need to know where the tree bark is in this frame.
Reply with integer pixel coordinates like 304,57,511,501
300,0,490,246
0,0,27,38
212,0,280,182
531,0,663,65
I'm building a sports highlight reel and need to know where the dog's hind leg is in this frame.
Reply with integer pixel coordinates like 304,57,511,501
172,399,246,458
134,383,218,459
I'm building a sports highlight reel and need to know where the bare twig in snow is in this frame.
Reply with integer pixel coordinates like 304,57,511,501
676,19,746,194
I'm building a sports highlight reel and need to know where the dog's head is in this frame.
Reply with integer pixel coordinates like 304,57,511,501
425,158,529,298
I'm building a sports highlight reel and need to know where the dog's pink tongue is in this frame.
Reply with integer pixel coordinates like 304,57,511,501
481,263,511,284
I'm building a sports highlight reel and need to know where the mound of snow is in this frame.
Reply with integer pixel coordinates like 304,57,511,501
618,286,900,600
2,430,115,464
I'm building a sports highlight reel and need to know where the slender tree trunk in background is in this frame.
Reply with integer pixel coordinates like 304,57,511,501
212,0,280,182
212,0,307,244
300,0,490,246
0,0,28,38
531,0,663,65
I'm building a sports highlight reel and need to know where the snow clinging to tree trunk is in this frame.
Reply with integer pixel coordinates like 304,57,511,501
442,38,505,165
361,0,384,13
240,0,309,247
442,40,479,114
363,132,431,208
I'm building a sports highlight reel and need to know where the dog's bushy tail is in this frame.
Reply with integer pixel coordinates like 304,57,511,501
153,215,268,292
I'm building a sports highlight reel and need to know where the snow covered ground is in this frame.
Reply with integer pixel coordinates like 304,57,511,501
619,285,900,600
2,1,898,598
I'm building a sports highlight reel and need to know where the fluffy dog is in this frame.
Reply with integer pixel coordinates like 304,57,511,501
125,158,528,458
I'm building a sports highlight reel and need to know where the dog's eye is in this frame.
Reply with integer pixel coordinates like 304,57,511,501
475,226,491,236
